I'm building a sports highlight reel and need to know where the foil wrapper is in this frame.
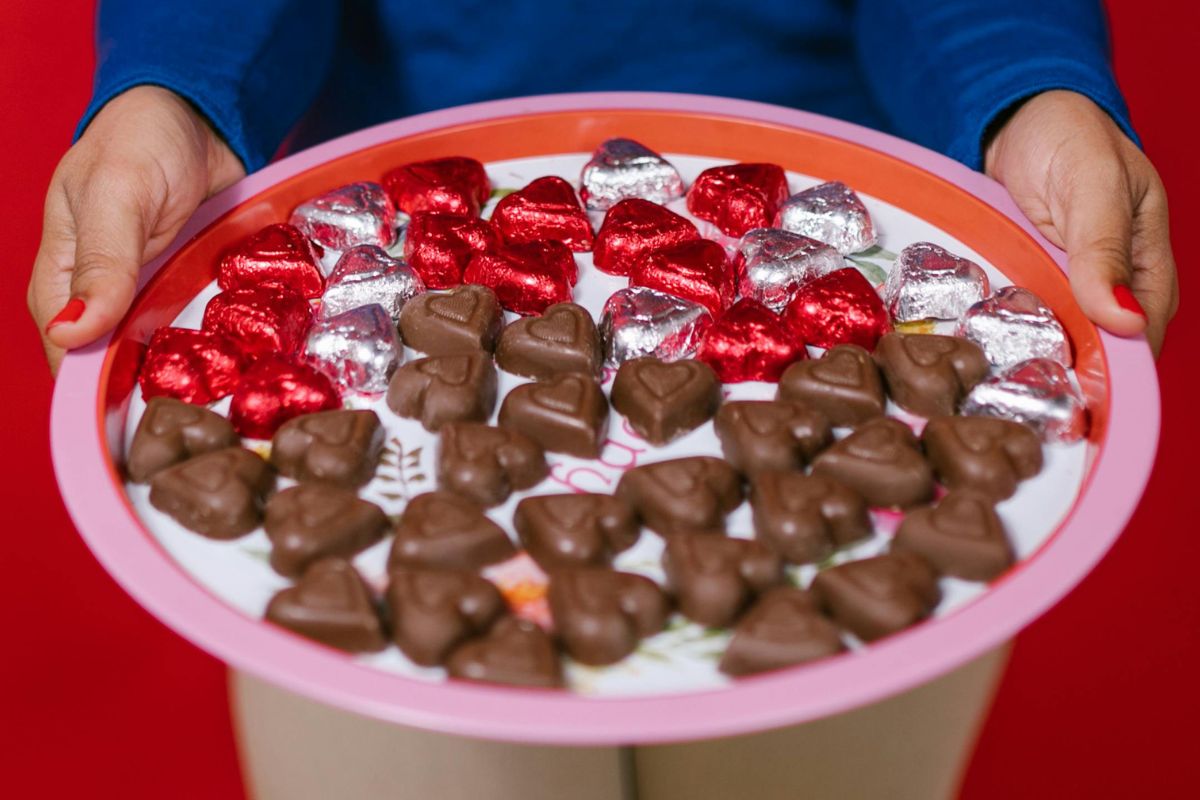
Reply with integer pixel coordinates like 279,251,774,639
736,227,844,312
685,162,790,238
629,238,735,317
289,181,396,253
138,327,244,405
956,286,1072,368
304,304,402,396
579,138,685,211
962,358,1087,443
775,181,876,255
217,223,325,299
882,242,990,322
382,156,491,217
463,240,577,316
592,198,700,276
230,355,341,439
783,267,891,350
696,299,807,383
403,212,500,289
321,245,425,323
201,286,314,359
490,176,594,252
599,286,714,364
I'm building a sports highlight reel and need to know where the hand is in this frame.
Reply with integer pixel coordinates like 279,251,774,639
27,86,245,373
985,90,1178,356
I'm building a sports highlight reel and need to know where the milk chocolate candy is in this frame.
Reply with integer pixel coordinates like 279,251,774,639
386,351,497,432
892,491,1014,581
750,472,871,564
436,422,548,506
921,416,1043,500
446,616,564,689
719,588,845,676
495,302,603,380
714,400,832,477
265,558,387,653
548,568,669,665
778,344,885,427
810,552,941,642
810,418,934,509
514,493,639,570
386,568,505,666
270,409,384,488
126,397,238,483
390,490,516,570
610,357,721,446
149,447,274,539
498,373,609,459
264,484,390,577
661,535,785,628
398,284,504,355
616,457,743,536
873,333,990,418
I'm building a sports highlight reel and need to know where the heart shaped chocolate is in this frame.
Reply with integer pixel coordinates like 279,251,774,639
514,493,639,570
874,332,989,418
749,472,871,564
270,409,384,488
498,373,610,459
629,238,735,317
446,616,564,688
580,138,685,211
810,552,941,642
217,223,325,299
149,447,275,539
264,484,390,577
304,303,402,396
437,422,548,506
496,302,602,380
616,457,743,536
320,244,425,323
921,415,1043,500
202,286,315,359
778,344,885,427
719,588,845,676
892,490,1013,581
735,227,843,312
782,268,891,351
398,284,504,355
775,181,877,255
661,534,785,628
265,558,387,653
599,286,714,364
382,156,491,217
882,241,989,322
403,212,500,289
811,417,933,508
686,162,790,238
491,176,594,252
463,240,578,316
229,355,342,439
961,357,1088,443
386,567,505,666
592,198,700,276
714,400,832,477
387,351,497,432
289,181,396,252
126,396,238,483
389,490,516,570
696,298,808,383
611,356,721,445
138,327,244,405
548,568,669,665
956,286,1072,368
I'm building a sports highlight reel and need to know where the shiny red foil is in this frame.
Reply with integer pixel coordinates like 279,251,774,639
463,240,577,316
592,198,700,276
696,299,808,383
403,212,500,289
382,156,491,217
229,354,341,439
138,327,244,405
201,286,314,359
629,239,735,317
217,223,325,299
783,267,891,350
490,176,594,252
685,163,790,237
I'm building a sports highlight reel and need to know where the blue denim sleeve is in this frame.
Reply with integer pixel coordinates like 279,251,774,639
854,0,1139,169
76,0,339,172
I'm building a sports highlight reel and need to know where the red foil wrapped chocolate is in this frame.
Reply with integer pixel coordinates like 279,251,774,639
592,198,700,276
697,299,808,383
217,223,325,299
686,163,790,238
629,239,735,317
139,327,244,404
402,212,500,289
783,268,891,351
229,355,341,438
202,286,315,358
463,240,578,316
382,156,491,217
490,176,594,252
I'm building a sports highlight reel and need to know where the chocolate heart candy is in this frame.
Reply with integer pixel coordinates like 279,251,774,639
149,447,274,539
874,332,990,418
610,357,721,445
304,303,402,396
616,457,743,536
714,400,832,477
750,472,871,564
289,181,396,252
389,490,516,570
398,284,504,355
498,373,610,459
217,222,325,299
463,240,578,316
599,286,714,365
202,285,315,359
775,181,877,255
386,568,505,666
265,558,387,653
321,245,425,323
783,268,892,351
383,156,491,218
446,616,564,689
402,212,500,289
437,422,548,506
270,409,384,488
514,493,639,570
229,354,342,439
264,484,390,577
126,397,238,483
892,491,1013,581
490,176,594,252
592,198,701,276
735,227,843,312
778,344,885,427
661,534,785,628
921,416,1043,500
961,358,1088,443
686,162,790,238
579,138,685,211
882,241,990,322
548,568,669,665
495,302,603,381
810,417,934,509
956,286,1072,369
810,552,941,642
387,351,498,432
629,238,736,317
695,298,808,383
719,588,845,676
138,327,244,405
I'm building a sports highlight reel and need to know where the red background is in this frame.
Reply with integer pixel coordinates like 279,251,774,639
1,3,1195,797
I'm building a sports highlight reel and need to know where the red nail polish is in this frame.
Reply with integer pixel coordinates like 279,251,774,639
46,297,86,331
1113,285,1147,319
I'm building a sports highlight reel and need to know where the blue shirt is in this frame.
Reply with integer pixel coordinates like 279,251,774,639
79,0,1137,173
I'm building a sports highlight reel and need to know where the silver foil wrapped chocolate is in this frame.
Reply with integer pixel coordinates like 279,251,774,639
599,286,714,364
736,227,844,312
956,286,1072,368
882,242,990,322
290,181,397,253
775,181,876,255
962,358,1087,443
305,303,402,396
320,245,424,323
579,138,685,211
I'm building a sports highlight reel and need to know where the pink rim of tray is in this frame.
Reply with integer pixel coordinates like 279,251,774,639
51,93,1159,745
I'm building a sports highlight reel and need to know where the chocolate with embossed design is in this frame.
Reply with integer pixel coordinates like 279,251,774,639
446,616,564,689
777,344,885,427
610,356,721,446
386,568,505,666
810,417,934,509
892,491,1014,581
389,490,516,570
387,351,497,432
616,456,743,536
398,284,504,355
495,302,603,380
873,332,989,418
149,447,274,539
127,396,238,483
921,415,1043,500
720,588,845,676
661,534,785,628
548,568,669,665
750,472,871,564
810,552,941,642
436,422,548,506
498,373,609,458
264,484,389,577
714,400,831,477
514,493,639,570
270,409,384,488
265,558,387,653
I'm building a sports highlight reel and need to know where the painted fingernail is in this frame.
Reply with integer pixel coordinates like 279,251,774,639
46,298,86,331
1113,285,1147,319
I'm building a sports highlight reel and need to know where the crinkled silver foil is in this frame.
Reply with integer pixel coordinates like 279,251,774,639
290,181,396,253
737,227,844,311
599,286,713,364
580,138,685,211
775,181,877,255
962,358,1087,443
956,285,1072,368
882,241,989,322
304,303,402,396
320,245,424,323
